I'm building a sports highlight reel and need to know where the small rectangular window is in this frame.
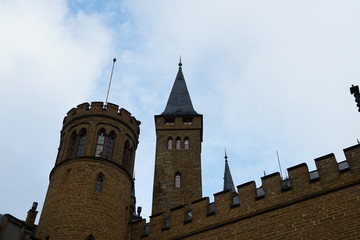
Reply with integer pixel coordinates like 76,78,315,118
183,118,193,124
165,118,175,125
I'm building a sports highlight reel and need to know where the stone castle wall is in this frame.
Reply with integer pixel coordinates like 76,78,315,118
131,144,360,239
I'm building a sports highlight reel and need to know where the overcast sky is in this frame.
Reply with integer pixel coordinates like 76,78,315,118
1,0,360,222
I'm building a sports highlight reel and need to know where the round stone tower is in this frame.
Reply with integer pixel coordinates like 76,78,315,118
36,102,140,240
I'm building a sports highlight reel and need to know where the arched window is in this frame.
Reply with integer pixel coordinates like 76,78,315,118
176,138,181,149
129,147,134,174
105,131,115,160
86,234,95,240
76,129,86,156
67,131,77,157
175,173,181,188
167,138,173,149
184,138,189,150
95,129,106,157
56,140,63,163
95,173,104,193
123,141,131,171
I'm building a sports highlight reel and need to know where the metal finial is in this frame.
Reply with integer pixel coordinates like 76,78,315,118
224,149,228,162
178,56,182,69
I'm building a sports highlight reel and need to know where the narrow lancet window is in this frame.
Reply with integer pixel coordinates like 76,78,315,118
105,132,115,160
76,129,86,156
184,138,189,149
67,131,77,157
95,173,104,193
176,138,181,149
129,147,134,174
175,173,181,188
95,129,106,157
123,141,131,171
167,138,173,149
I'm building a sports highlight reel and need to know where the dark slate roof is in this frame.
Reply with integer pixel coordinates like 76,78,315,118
223,153,236,192
161,62,198,116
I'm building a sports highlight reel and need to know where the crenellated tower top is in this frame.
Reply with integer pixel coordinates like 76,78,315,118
63,102,140,136
37,101,141,239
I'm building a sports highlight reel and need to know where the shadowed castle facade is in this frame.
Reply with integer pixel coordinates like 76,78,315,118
1,62,360,239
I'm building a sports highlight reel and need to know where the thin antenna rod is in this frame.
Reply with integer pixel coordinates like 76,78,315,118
276,150,283,179
105,58,117,105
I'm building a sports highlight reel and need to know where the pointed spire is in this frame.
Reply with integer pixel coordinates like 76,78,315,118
223,150,236,193
161,60,198,115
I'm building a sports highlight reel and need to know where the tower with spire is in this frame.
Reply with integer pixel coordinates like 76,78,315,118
151,61,203,215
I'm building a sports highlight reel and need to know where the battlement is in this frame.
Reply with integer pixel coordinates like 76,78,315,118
63,102,140,134
131,144,360,239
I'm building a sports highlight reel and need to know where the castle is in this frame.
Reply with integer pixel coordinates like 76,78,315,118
1,62,360,239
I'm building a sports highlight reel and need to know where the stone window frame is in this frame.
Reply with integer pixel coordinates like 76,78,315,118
167,137,173,149
184,137,189,149
104,131,116,160
176,137,181,149
95,173,104,193
175,172,181,188
67,130,77,158
76,128,87,157
95,129,106,157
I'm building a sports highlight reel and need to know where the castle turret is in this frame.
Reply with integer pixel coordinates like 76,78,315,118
36,102,140,240
151,62,203,215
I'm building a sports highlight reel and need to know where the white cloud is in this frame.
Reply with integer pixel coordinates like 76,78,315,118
0,0,114,220
118,0,360,217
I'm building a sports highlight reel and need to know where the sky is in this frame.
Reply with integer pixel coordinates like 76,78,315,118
1,0,360,222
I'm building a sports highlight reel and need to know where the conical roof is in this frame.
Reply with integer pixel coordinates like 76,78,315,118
161,62,198,116
223,152,236,192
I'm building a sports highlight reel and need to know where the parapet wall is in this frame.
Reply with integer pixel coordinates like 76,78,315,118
63,102,141,135
131,144,360,239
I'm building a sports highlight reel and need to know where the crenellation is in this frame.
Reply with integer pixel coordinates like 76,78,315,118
261,172,282,198
237,181,257,206
148,212,165,235
119,108,132,118
130,144,360,239
90,101,105,110
76,102,90,111
287,163,310,189
61,102,140,137
207,202,216,216
314,153,339,181
213,189,233,214
280,178,291,191
168,205,186,230
344,144,360,170
309,170,320,182
104,102,120,115
338,160,350,172
130,219,146,237
190,197,209,223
